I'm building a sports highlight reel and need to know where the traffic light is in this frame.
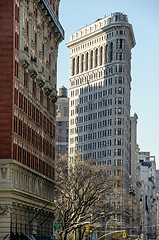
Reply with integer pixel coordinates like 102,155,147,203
89,225,94,234
86,225,90,232
123,232,127,238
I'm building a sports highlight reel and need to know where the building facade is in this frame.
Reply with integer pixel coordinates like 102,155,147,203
56,86,69,157
0,0,64,238
156,170,159,237
139,152,157,240
67,12,135,229
129,114,139,236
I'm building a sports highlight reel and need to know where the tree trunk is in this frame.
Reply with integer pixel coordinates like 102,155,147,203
64,230,68,240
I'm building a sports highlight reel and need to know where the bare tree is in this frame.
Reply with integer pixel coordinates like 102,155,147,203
54,154,122,240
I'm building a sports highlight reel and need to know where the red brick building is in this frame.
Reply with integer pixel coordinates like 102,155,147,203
0,0,64,238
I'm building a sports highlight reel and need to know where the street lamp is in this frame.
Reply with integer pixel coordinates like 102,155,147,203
106,218,116,229
105,218,117,240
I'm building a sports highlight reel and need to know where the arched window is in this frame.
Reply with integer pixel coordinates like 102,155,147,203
105,44,108,63
85,52,88,71
76,56,79,74
99,46,103,65
95,48,98,67
109,42,113,62
72,58,75,76
90,50,93,69
81,54,84,72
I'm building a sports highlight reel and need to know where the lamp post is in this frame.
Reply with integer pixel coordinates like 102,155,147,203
105,218,117,240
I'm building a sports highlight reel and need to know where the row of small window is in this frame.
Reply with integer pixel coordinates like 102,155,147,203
14,116,55,156
71,119,112,134
58,121,69,127
77,118,124,134
71,40,125,76
14,111,55,136
82,150,124,161
76,108,124,124
107,30,126,38
78,119,116,132
71,35,105,52
81,150,112,160
78,133,124,144
58,137,68,143
78,88,124,105
69,128,125,144
77,76,114,97
78,110,112,123
71,24,125,50
13,143,55,180
77,98,125,114
70,67,125,89
14,88,53,118
78,129,112,142
69,111,125,127
70,76,125,98
57,145,68,151
58,129,69,135
70,77,124,104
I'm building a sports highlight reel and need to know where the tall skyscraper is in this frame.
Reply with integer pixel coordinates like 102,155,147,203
56,86,69,157
67,12,135,227
0,0,64,238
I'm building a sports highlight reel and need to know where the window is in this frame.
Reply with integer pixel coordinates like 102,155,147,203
59,129,61,134
15,32,19,51
117,149,121,156
118,76,122,84
58,121,62,126
118,98,122,104
15,60,19,79
14,88,18,105
15,4,19,23
81,54,84,72
58,145,61,151
85,52,88,71
32,81,36,97
117,139,122,145
118,128,121,135
109,42,113,62
90,50,93,69
72,58,75,76
118,87,122,94
40,90,43,104
47,97,50,111
119,65,122,73
76,56,79,74
95,48,98,67
118,118,121,125
105,44,108,63
100,46,103,65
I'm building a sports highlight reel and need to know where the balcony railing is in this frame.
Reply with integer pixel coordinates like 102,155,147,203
39,0,64,40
